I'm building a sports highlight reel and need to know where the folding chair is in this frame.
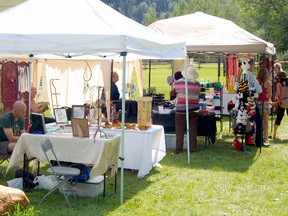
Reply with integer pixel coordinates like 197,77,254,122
0,153,10,178
39,138,81,208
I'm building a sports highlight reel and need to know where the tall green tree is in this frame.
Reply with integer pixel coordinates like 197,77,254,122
173,0,222,17
239,0,288,52
143,5,157,26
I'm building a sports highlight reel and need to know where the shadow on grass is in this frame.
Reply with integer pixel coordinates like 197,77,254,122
160,134,261,173
0,163,152,215
271,138,288,145
31,168,156,215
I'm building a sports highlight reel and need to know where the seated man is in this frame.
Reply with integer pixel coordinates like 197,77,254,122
30,86,55,124
111,71,120,101
0,100,26,154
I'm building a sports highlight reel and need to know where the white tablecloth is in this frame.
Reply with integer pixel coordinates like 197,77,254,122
101,125,166,178
7,132,121,178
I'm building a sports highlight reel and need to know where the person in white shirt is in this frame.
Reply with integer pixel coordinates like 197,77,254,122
246,59,269,147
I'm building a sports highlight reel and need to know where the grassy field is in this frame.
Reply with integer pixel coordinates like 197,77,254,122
132,62,226,99
1,63,288,215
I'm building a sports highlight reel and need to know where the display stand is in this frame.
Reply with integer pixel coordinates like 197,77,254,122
200,82,223,132
93,86,107,139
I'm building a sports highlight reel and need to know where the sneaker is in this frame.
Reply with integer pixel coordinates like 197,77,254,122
262,143,270,148
172,151,181,155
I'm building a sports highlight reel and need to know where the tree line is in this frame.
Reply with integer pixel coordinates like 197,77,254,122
101,0,288,53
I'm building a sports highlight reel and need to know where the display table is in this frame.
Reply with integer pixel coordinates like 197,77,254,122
7,132,121,178
102,125,166,178
152,112,217,144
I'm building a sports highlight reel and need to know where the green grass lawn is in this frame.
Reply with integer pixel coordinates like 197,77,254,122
1,63,288,215
1,115,288,216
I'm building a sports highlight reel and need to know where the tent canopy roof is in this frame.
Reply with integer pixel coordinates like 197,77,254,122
0,0,186,59
148,12,275,55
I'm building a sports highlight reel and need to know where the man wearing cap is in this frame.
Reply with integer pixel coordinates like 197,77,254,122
173,65,200,154
0,100,26,154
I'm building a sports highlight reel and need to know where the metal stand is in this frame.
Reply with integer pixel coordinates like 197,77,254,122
92,86,107,140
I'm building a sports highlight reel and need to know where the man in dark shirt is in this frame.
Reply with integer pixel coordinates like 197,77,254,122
111,71,120,100
0,100,26,154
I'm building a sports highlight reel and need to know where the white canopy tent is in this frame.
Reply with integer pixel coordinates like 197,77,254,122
0,0,186,204
148,11,275,55
149,11,276,165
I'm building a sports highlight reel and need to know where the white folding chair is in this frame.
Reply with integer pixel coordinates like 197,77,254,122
39,138,81,208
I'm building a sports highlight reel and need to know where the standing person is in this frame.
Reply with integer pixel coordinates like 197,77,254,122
273,61,284,82
111,71,120,101
246,59,269,147
273,72,288,139
173,65,200,154
30,86,55,124
272,62,286,100
256,67,272,142
0,100,26,154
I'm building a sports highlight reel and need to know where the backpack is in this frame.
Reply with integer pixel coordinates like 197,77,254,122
279,78,288,109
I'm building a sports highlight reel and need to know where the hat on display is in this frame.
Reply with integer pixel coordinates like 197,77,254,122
237,80,249,93
232,137,243,151
181,65,199,82
246,135,254,145
236,123,245,134
167,76,174,86
247,96,254,102
227,100,235,112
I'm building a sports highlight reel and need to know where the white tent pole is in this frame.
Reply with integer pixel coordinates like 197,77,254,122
184,58,190,164
28,54,34,125
120,51,127,204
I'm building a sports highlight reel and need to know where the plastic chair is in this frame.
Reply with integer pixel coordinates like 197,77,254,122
39,138,81,208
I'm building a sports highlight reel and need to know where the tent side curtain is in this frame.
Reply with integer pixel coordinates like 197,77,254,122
33,59,142,110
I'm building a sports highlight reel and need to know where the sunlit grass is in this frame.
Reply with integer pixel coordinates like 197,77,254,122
1,115,288,215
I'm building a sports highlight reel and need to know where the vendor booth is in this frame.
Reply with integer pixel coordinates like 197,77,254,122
148,11,276,115
148,11,276,155
0,0,186,204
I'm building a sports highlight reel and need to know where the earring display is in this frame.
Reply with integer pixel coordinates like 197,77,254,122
137,97,152,130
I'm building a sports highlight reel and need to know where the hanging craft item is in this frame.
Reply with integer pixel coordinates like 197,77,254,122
83,61,92,95
18,62,29,93
226,54,238,93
